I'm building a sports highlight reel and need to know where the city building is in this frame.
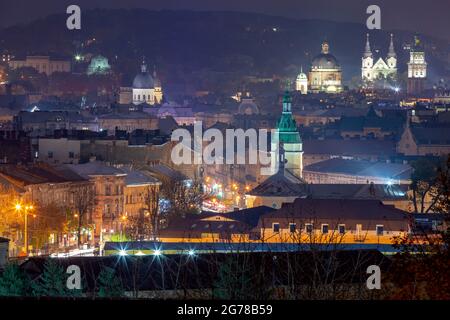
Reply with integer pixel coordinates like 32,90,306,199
144,101,195,126
15,111,99,136
271,91,303,178
302,139,397,166
246,150,410,211
122,168,161,218
255,198,409,244
295,67,308,94
9,56,71,76
308,41,343,93
336,106,404,139
97,112,158,133
0,164,94,254
159,206,276,242
397,122,450,156
361,33,397,86
302,158,412,185
159,198,410,245
118,59,163,106
407,36,427,95
66,161,127,242
38,138,81,164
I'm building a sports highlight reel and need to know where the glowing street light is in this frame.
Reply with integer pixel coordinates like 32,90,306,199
153,249,162,256
14,202,34,256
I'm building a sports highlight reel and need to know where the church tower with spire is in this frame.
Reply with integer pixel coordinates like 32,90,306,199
271,90,303,178
386,33,397,69
361,33,374,81
361,33,397,87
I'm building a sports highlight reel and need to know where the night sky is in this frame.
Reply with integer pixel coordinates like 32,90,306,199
1,0,449,41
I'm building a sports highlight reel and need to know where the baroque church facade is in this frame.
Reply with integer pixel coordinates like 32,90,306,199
118,58,163,106
361,33,397,86
308,42,343,93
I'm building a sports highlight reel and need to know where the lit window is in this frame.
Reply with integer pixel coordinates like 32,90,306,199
376,225,384,236
272,223,280,233
289,223,296,233
321,224,329,234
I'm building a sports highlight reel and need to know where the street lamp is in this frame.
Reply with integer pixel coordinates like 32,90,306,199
15,202,34,256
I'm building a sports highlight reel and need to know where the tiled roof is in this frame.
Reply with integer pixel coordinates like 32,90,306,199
303,139,396,156
159,206,276,237
248,170,306,197
304,158,412,180
0,164,87,186
65,161,126,178
411,126,450,145
261,198,408,222
121,168,160,186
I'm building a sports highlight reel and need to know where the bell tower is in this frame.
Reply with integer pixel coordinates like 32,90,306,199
407,36,427,95
271,90,303,178
362,33,374,83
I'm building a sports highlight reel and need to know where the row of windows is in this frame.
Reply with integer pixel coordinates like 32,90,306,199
105,185,122,196
133,94,153,101
125,193,146,204
272,223,384,236
47,151,76,159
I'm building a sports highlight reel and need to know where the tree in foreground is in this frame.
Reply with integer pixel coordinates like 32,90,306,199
97,266,124,298
0,263,30,296
32,259,78,297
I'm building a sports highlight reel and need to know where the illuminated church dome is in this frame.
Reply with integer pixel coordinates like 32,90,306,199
132,58,159,105
308,41,343,93
311,42,340,70
133,61,154,89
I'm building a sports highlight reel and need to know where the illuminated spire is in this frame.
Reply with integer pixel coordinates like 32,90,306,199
141,56,147,73
387,33,396,58
364,33,372,58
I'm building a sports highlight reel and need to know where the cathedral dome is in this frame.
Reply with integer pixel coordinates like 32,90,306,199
311,41,340,70
132,61,154,89
311,53,340,69
133,73,154,89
